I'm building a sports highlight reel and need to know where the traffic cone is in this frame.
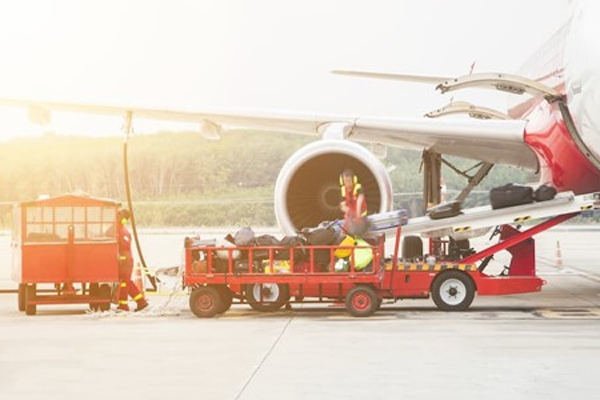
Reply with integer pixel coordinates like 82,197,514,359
555,240,563,267
133,262,144,293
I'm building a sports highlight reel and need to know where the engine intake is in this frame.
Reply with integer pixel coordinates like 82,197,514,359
274,140,393,234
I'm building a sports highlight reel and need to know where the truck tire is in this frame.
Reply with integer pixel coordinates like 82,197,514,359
25,284,37,316
89,283,100,311
98,284,112,312
402,236,423,260
345,285,378,317
245,283,289,312
431,271,475,311
18,284,26,312
190,286,223,318
216,285,233,314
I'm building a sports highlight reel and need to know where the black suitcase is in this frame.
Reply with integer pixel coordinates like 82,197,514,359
534,184,557,202
427,201,462,220
302,227,336,246
490,184,534,209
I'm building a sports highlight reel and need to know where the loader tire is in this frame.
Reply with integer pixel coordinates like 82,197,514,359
402,236,423,260
190,286,223,318
18,284,26,312
246,283,289,312
431,271,475,311
25,284,37,316
345,285,378,318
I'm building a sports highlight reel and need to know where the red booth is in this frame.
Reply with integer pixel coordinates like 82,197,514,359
12,194,121,315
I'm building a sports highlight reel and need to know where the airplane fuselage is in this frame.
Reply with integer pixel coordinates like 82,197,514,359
523,1,600,194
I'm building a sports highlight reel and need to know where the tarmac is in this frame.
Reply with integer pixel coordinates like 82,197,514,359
0,228,600,399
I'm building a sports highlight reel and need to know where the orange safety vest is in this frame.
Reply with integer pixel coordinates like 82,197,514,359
341,182,367,217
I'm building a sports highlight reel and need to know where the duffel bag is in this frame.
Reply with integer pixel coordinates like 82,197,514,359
534,184,557,202
302,227,336,246
490,184,534,209
427,201,462,220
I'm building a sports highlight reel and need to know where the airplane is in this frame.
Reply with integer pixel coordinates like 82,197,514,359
1,0,599,237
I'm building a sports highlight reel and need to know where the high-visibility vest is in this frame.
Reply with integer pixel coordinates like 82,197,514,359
341,182,367,217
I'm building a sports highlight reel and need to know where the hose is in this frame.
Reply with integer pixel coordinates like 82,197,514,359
122,114,158,291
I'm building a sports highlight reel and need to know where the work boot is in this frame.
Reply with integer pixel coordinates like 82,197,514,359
135,299,149,312
116,305,130,312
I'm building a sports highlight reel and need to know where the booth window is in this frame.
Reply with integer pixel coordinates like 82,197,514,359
25,205,116,243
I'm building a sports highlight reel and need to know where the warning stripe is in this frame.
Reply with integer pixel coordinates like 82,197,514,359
453,226,472,233
385,263,477,272
513,216,532,223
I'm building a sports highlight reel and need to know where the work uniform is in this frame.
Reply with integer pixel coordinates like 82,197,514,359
117,221,148,312
341,182,368,218
341,180,369,236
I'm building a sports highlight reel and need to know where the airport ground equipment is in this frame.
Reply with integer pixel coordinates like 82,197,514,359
183,191,600,318
12,194,121,315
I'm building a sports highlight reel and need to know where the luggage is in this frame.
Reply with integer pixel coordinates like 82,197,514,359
276,235,307,261
366,209,408,231
302,227,336,246
490,184,534,209
427,201,462,220
215,239,241,260
334,236,355,258
234,227,257,246
534,184,557,202
264,260,291,274
256,234,280,246
354,238,374,271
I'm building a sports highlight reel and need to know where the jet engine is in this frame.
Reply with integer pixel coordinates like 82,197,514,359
274,139,393,234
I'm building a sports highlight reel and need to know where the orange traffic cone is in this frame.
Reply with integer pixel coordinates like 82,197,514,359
133,262,144,293
555,240,563,267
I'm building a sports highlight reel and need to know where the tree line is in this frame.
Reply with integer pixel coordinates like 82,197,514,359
0,130,535,229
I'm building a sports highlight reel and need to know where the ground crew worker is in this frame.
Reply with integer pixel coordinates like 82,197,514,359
340,168,368,235
116,209,149,312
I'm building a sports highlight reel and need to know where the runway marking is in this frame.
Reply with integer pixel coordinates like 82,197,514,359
535,308,600,320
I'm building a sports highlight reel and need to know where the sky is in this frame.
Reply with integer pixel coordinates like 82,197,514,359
0,0,571,139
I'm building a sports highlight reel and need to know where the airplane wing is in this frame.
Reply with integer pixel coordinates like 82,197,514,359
0,97,537,170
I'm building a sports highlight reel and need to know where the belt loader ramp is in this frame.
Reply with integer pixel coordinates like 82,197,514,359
182,191,600,318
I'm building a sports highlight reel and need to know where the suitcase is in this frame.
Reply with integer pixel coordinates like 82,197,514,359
302,227,336,245
366,210,408,231
427,201,462,220
354,238,374,271
490,184,534,209
534,184,557,202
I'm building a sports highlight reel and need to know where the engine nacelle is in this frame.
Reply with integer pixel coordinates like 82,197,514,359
274,139,393,234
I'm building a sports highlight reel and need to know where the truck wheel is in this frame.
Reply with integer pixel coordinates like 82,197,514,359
89,283,100,311
345,285,378,317
98,284,112,312
25,284,37,316
190,286,223,318
216,286,233,313
431,271,475,311
402,236,423,260
18,284,26,312
246,283,289,312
